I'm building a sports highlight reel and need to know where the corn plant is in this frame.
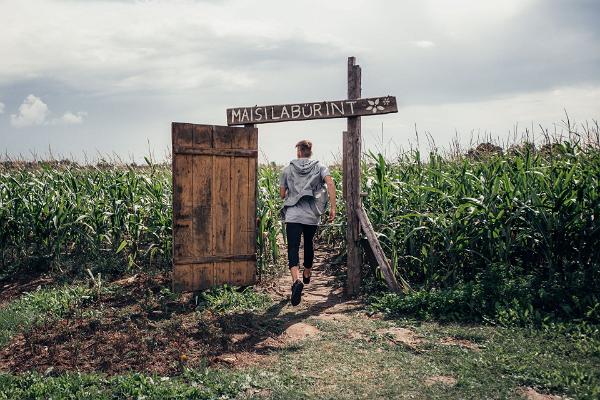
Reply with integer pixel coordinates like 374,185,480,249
357,136,600,322
0,160,287,279
256,163,285,276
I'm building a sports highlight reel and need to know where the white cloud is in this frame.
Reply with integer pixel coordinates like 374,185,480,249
413,40,435,48
53,111,87,125
0,101,4,114
10,94,49,127
10,94,87,127
425,0,534,36
0,0,344,95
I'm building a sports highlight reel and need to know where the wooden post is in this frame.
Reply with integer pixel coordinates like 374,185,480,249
342,131,348,199
345,57,362,296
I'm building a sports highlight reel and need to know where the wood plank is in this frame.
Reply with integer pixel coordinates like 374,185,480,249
213,126,238,148
213,159,231,255
191,134,214,290
342,131,348,199
174,147,258,157
192,154,213,258
173,154,193,259
193,124,213,148
231,152,250,287
173,264,216,292
247,128,258,283
172,123,194,147
173,264,194,292
356,206,409,293
230,261,246,286
196,263,215,290
174,254,257,265
227,96,398,125
346,56,362,296
213,126,233,285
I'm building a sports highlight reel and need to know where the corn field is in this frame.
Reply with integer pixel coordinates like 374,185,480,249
352,124,600,323
1,129,599,323
0,159,288,279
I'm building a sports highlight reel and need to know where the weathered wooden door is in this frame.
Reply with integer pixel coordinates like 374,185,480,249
171,123,258,292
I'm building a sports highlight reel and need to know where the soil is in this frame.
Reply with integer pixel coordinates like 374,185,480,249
516,387,565,400
281,322,320,341
424,375,457,387
377,327,422,349
0,244,356,376
439,336,481,351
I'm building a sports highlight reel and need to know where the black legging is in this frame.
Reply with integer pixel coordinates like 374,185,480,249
286,222,318,268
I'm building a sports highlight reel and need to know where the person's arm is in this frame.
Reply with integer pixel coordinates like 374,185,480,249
324,175,336,222
279,168,287,199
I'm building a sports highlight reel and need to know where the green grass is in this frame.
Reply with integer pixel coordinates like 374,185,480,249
1,284,598,399
0,285,95,347
0,368,249,399
195,284,273,314
254,316,600,399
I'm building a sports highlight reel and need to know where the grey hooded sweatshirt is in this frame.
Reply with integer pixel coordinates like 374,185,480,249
279,158,330,225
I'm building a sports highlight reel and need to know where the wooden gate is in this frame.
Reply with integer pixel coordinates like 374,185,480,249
171,123,258,292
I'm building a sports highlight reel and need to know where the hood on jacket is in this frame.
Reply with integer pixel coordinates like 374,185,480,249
290,158,320,175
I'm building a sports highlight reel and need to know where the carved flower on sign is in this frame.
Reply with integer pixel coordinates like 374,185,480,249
366,98,385,113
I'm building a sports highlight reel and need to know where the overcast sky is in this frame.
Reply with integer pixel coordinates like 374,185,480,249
0,0,598,164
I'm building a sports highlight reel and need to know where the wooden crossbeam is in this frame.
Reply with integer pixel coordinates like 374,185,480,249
174,254,257,265
356,206,411,294
173,146,258,158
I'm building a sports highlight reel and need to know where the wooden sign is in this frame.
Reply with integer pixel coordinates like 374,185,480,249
227,96,397,126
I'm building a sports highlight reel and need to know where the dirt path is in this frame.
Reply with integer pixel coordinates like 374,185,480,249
260,246,362,316
207,246,367,366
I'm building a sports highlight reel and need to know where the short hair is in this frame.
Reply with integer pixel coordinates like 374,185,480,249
295,140,313,158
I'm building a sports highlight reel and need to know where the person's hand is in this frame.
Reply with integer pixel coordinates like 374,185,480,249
329,206,336,222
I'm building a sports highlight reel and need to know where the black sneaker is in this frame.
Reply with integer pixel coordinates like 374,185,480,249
302,268,311,284
290,279,304,306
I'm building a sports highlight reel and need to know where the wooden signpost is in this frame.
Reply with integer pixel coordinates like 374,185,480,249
172,56,403,294
226,96,397,126
224,56,403,296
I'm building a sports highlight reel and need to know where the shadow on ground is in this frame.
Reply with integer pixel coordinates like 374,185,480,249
0,244,362,376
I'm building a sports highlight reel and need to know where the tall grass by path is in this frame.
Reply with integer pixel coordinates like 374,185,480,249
358,138,600,324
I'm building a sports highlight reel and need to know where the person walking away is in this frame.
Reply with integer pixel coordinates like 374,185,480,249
279,140,336,306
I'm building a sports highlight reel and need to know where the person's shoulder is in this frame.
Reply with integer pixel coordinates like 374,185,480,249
318,162,331,177
280,163,292,177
